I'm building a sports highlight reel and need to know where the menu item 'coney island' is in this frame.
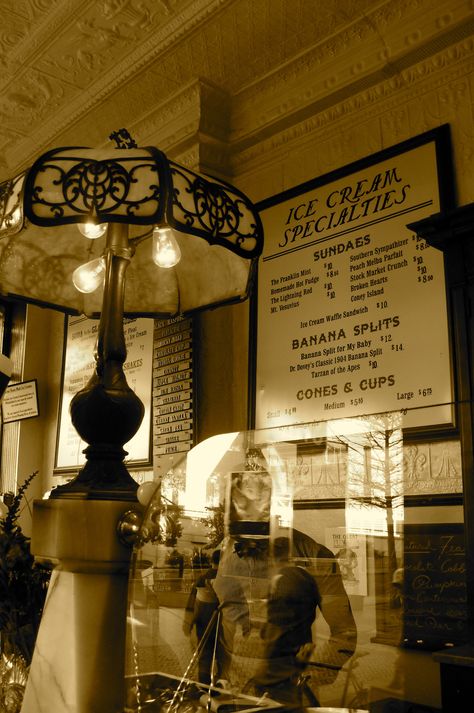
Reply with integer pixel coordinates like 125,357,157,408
255,130,453,430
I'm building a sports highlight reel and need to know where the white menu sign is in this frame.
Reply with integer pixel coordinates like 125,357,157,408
256,130,453,430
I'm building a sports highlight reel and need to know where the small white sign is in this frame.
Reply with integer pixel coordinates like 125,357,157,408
2,379,39,423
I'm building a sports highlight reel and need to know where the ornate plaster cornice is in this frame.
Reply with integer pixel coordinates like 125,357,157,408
230,28,474,190
130,78,231,175
230,0,474,148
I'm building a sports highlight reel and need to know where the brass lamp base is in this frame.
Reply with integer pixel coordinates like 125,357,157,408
51,228,144,501
50,378,143,501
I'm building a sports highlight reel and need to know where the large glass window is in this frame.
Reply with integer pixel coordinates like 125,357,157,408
124,407,463,712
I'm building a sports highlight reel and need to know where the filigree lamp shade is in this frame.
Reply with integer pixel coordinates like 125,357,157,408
0,142,263,499
0,146,262,317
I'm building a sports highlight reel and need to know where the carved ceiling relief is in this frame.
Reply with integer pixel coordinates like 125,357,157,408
0,70,65,125
229,0,474,142
0,0,55,55
1,0,474,190
37,2,161,82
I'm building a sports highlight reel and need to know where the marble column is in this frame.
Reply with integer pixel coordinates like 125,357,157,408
21,498,140,713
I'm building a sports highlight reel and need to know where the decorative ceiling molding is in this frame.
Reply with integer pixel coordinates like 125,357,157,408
230,33,474,201
1,0,473,187
230,0,474,147
131,78,231,176
0,0,228,176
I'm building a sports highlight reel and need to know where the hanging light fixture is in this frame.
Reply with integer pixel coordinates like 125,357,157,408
0,138,262,319
0,129,264,713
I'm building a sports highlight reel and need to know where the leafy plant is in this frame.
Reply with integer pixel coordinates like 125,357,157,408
0,471,50,665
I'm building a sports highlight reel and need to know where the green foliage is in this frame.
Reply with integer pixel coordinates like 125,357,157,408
0,472,50,665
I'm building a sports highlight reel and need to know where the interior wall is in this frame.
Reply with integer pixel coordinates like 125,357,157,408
3,304,64,534
195,299,250,443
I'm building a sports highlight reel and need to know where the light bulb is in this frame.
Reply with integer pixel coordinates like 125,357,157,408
152,226,181,268
72,257,106,293
78,222,107,239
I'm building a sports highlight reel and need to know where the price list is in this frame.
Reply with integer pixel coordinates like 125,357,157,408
256,137,453,430
153,317,194,466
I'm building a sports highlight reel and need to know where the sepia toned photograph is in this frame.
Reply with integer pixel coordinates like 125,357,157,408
1,3,473,713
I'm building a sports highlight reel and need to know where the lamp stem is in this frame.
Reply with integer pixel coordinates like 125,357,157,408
51,224,144,500
96,226,131,386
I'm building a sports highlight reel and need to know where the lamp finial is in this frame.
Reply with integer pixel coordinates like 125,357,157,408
109,128,138,149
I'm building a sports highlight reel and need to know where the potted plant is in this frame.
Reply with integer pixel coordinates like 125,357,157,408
0,471,50,712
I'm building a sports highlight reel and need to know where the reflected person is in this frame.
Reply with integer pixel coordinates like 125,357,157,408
183,549,221,685
215,527,357,695
290,527,358,681
251,536,321,706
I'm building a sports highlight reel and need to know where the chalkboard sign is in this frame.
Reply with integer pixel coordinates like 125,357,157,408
403,523,468,650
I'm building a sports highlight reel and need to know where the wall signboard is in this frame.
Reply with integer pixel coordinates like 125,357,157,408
253,126,455,434
55,315,154,472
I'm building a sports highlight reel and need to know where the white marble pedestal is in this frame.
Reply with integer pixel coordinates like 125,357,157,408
21,498,140,713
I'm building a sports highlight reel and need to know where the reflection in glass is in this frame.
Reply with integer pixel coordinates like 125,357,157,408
125,412,466,713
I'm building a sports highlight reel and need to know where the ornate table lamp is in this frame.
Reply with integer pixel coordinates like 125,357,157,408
0,131,263,712
0,131,263,498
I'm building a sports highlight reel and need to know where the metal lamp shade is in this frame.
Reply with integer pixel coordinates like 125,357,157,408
0,221,256,317
0,146,263,317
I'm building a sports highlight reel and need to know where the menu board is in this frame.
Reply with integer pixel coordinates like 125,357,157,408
55,315,154,471
255,127,454,431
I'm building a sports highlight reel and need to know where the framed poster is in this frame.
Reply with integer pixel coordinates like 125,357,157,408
54,314,154,472
252,126,455,434
326,527,367,596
